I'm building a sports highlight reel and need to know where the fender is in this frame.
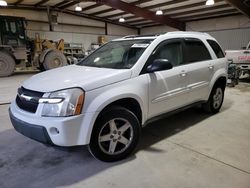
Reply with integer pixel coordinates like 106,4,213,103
87,90,146,121
80,79,148,144
206,67,227,100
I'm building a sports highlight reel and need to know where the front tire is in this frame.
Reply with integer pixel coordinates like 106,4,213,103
88,106,141,162
203,84,225,114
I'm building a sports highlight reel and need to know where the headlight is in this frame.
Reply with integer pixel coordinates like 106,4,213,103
41,88,84,117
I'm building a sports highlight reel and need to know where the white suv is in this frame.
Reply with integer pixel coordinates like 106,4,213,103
9,32,227,162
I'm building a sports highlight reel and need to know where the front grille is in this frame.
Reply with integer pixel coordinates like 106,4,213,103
16,87,44,113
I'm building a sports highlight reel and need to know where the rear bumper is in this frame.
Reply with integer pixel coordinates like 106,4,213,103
9,109,53,145
239,64,250,70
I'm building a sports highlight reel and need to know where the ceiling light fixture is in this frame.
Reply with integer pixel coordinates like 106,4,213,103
75,4,82,11
205,0,215,6
0,0,7,6
119,17,125,22
156,9,163,15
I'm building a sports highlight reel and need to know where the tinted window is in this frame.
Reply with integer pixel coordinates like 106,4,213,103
184,39,211,63
152,41,182,66
207,39,225,58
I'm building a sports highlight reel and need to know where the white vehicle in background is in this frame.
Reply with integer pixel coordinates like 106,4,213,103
9,32,227,162
225,42,250,76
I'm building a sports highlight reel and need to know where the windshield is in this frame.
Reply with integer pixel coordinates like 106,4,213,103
78,39,153,69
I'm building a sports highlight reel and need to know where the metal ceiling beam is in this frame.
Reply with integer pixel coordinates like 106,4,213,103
126,18,147,24
35,0,50,7
59,1,79,9
122,0,226,21
133,23,156,27
13,0,24,5
130,21,153,26
81,3,102,12
105,0,225,20
104,0,187,19
141,0,187,10
127,3,233,25
181,12,241,22
180,9,240,21
89,0,152,16
99,0,185,30
7,4,136,29
170,4,233,17
90,8,116,16
161,0,224,13
120,0,229,23
224,0,250,18
53,0,69,8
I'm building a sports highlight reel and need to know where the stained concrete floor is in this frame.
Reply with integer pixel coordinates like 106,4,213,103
0,73,250,188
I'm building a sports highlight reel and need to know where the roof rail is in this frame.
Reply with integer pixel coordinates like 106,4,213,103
123,34,161,39
167,31,211,36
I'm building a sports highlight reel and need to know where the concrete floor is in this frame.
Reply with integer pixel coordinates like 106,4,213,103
0,73,250,188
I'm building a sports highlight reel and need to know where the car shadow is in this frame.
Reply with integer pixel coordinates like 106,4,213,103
138,108,211,152
0,100,233,188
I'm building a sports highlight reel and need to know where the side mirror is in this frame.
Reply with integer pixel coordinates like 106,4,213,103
147,59,173,73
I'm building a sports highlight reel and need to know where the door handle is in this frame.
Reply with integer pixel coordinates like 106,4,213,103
243,51,250,54
180,73,187,77
208,65,214,70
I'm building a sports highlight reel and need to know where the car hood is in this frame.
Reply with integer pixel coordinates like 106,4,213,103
22,65,132,92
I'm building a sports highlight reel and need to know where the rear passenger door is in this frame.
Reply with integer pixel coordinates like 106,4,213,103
183,38,213,102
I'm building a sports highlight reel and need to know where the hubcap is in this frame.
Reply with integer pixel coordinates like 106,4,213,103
52,58,61,68
98,118,133,155
213,88,223,109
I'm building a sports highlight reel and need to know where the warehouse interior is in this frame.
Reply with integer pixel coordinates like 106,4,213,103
0,0,250,188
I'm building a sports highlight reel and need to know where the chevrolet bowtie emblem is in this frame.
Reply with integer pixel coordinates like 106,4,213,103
20,94,33,102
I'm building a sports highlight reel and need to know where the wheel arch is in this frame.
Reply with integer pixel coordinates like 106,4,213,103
208,75,227,100
96,98,143,125
82,95,146,145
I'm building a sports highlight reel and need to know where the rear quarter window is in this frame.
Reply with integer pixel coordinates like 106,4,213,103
207,39,225,58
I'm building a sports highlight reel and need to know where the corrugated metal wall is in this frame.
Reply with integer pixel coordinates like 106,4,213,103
207,28,250,50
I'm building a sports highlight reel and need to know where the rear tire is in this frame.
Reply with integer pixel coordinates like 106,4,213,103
203,84,225,114
88,106,141,162
0,51,15,77
42,50,67,70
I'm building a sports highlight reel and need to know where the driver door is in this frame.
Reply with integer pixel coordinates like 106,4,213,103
146,39,190,118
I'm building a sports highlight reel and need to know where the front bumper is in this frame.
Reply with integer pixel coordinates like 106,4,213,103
9,109,53,145
9,101,98,146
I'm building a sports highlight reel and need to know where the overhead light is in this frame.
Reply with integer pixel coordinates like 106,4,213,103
0,0,7,6
75,4,82,11
205,0,214,6
156,9,163,15
119,17,125,22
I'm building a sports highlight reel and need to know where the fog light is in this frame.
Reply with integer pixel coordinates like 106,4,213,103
50,127,59,135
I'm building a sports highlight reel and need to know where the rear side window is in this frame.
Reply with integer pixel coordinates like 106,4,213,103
207,39,225,58
184,39,211,63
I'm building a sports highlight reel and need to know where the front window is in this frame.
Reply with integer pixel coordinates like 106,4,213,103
78,39,153,69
